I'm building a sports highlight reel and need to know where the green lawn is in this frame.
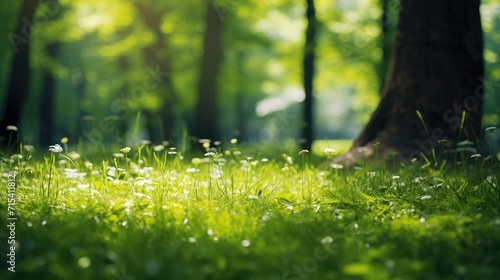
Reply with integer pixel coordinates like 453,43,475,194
1,140,500,280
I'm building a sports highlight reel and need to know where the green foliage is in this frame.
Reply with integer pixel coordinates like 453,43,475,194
1,0,499,143
1,142,500,279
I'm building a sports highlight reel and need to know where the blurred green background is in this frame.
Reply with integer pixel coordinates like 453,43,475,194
1,0,499,150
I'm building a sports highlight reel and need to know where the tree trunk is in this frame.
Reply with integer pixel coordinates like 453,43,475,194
0,0,38,148
334,0,484,167
301,0,317,151
39,43,60,146
194,3,223,142
379,0,392,92
135,3,176,143
235,51,248,141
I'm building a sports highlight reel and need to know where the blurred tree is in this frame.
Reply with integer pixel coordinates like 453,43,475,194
0,0,38,148
333,0,484,166
38,0,63,146
193,3,223,142
301,0,317,151
39,42,60,145
135,2,176,143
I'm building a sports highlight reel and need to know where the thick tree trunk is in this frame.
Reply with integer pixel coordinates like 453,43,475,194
334,0,483,166
0,0,38,148
194,3,223,141
379,0,392,92
301,0,317,151
135,3,176,143
39,43,60,146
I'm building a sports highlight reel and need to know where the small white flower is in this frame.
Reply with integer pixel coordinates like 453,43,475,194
153,145,165,152
241,239,251,247
321,236,334,244
23,145,34,152
485,127,496,133
49,144,63,153
120,147,131,154
324,148,335,154
6,125,18,131
330,163,344,170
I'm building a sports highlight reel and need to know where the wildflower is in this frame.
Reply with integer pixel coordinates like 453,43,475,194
457,140,474,146
230,138,238,144
10,154,22,160
241,240,251,247
61,137,69,144
120,147,131,154
168,147,177,155
6,125,18,131
485,127,496,133
470,154,482,159
321,236,334,244
68,151,81,159
324,148,335,154
139,140,151,146
330,163,344,170
298,149,309,155
204,152,215,157
23,145,34,152
49,144,63,153
198,139,211,149
84,161,93,170
153,145,165,152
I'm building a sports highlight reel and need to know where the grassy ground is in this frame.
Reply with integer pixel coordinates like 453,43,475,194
1,140,500,280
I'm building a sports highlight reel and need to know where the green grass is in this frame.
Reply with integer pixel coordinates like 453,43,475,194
1,141,500,280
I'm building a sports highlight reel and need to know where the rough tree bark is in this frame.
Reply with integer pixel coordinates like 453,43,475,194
0,0,38,148
379,0,392,92
301,0,317,151
333,0,484,167
193,3,223,142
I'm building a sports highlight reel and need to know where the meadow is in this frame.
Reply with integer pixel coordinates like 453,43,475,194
1,138,500,280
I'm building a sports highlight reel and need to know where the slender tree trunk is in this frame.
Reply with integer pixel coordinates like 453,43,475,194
301,0,317,151
235,51,248,141
74,67,87,142
0,0,38,148
194,3,223,142
117,56,130,138
39,43,60,146
334,0,484,166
